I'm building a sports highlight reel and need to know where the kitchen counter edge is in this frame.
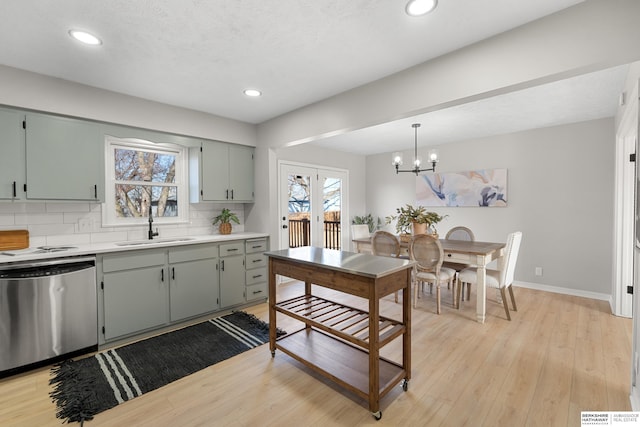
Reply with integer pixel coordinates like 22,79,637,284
0,232,269,265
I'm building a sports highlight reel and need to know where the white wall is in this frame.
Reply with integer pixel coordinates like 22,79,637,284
616,61,640,127
366,118,615,297
0,64,256,146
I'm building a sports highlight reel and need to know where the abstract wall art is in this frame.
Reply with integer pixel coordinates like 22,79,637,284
416,168,508,207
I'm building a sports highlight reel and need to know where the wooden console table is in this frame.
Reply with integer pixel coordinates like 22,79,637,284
266,247,414,420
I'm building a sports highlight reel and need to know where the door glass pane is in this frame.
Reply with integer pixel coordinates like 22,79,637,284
323,177,342,250
288,174,311,248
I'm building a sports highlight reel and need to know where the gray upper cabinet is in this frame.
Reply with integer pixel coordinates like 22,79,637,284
190,141,254,203
24,113,104,201
0,109,25,200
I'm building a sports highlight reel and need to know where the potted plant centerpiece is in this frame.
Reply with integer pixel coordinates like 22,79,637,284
212,208,240,235
386,204,446,242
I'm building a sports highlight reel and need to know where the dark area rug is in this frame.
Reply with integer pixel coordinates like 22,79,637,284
49,311,285,424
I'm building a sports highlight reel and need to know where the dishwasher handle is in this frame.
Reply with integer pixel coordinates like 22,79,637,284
0,256,96,279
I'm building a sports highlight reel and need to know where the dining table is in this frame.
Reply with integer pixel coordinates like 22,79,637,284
353,236,505,324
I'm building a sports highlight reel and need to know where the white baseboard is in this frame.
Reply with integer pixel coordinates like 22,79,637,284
514,280,611,302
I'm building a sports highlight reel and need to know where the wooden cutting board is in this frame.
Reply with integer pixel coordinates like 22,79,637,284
0,230,29,250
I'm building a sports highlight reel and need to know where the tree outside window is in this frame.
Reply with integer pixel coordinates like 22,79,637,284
104,137,188,226
114,148,177,218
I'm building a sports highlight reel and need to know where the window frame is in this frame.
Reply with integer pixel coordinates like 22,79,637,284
102,135,189,227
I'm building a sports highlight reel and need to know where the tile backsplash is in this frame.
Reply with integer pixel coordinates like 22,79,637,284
0,202,244,248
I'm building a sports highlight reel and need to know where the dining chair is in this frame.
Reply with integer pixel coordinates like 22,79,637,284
442,226,475,301
351,224,370,240
456,231,522,320
371,230,402,302
409,234,456,314
445,226,475,241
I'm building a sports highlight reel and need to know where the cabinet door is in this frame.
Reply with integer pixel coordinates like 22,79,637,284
0,109,25,200
201,141,229,201
229,145,254,202
170,258,219,322
103,266,168,340
220,255,245,308
25,113,103,201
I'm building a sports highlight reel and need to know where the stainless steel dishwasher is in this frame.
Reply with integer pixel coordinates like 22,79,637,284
0,256,98,376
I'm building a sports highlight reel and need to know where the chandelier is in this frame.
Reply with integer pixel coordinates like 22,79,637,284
392,123,439,176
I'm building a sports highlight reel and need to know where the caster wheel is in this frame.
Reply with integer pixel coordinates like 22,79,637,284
372,411,382,420
402,379,409,391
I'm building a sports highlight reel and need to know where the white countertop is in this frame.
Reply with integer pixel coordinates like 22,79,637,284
0,232,269,265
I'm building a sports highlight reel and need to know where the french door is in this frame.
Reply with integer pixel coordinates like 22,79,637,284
278,162,348,251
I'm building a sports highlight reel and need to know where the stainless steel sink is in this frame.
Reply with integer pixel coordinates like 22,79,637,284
114,237,196,247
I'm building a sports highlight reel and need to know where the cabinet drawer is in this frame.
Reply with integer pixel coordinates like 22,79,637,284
103,250,165,272
246,282,267,301
444,252,473,264
246,252,266,269
246,268,267,285
246,238,268,253
169,244,218,263
220,241,245,257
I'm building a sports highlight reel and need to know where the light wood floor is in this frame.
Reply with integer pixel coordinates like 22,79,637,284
0,282,632,426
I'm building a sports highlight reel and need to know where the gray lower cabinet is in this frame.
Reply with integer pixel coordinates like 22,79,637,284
169,245,219,322
101,249,168,341
219,241,246,308
99,238,266,344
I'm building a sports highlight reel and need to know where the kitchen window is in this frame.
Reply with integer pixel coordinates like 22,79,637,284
103,136,189,226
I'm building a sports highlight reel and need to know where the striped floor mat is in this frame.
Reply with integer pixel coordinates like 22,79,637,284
50,311,285,424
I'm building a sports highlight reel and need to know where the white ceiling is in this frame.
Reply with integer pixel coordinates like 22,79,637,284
0,0,627,156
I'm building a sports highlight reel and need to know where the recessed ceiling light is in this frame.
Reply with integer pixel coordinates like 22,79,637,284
405,0,438,17
68,30,102,45
244,89,262,97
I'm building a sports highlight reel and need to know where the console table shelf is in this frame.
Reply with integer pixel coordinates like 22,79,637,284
275,294,406,349
275,328,405,401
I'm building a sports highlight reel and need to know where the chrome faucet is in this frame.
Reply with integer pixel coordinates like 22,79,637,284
148,208,159,240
